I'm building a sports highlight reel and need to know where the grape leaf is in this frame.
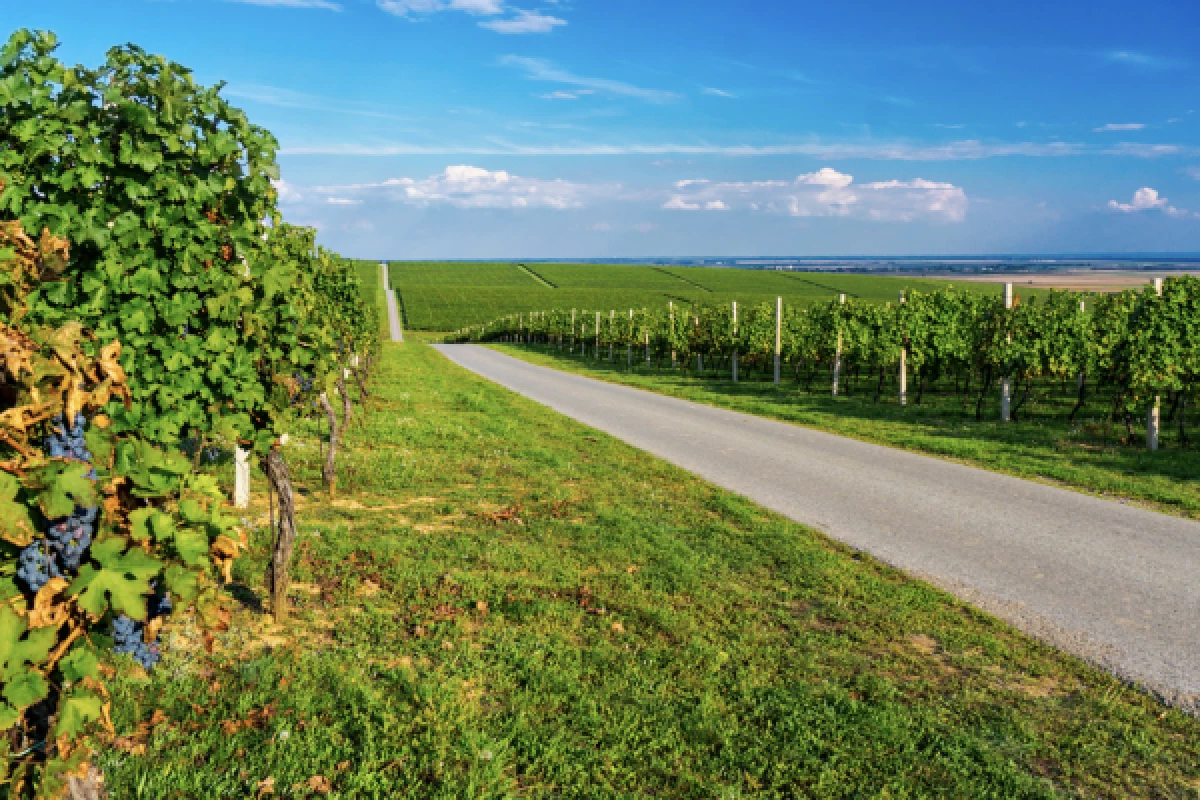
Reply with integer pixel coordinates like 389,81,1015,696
2,670,47,710
51,691,104,738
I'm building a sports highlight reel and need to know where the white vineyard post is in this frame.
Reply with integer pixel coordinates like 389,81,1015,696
832,293,845,397
571,309,576,354
627,309,633,368
773,296,782,386
234,447,250,509
595,311,601,358
898,291,907,406
609,310,615,362
645,319,651,368
1001,283,1014,422
669,302,677,369
1077,298,1086,394
731,301,739,383
1148,278,1164,450
695,314,702,374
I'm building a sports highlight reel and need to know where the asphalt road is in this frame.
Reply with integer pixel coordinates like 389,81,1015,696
434,343,1200,713
382,263,404,343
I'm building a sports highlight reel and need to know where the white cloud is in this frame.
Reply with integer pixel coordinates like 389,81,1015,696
1105,50,1186,70
225,0,342,9
662,167,968,222
498,56,679,103
1094,123,1146,132
674,179,709,189
281,137,1200,161
662,196,701,210
307,165,607,210
481,9,566,33
378,0,503,15
1107,187,1189,216
702,88,735,98
272,179,303,203
540,90,582,100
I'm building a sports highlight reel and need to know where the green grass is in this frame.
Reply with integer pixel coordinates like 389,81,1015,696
384,261,1037,331
489,342,1200,518
97,341,1199,798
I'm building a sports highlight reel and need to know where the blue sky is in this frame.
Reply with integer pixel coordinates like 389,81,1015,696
8,0,1200,257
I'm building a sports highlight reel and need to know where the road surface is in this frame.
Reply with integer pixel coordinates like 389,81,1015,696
434,343,1200,713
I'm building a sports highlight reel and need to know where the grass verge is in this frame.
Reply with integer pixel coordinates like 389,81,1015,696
98,342,1200,798
488,342,1200,518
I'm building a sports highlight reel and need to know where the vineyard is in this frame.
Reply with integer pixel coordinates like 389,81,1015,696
388,260,1025,330
0,30,378,796
455,278,1200,457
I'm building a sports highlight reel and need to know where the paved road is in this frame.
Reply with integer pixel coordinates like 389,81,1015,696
382,263,404,343
434,344,1200,713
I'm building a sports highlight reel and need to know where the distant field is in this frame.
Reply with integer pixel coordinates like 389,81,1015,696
952,270,1200,292
387,262,1040,330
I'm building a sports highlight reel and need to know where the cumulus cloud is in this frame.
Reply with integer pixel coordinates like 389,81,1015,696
272,179,303,203
660,167,968,222
480,9,566,33
307,165,608,210
1107,187,1189,216
1094,123,1146,132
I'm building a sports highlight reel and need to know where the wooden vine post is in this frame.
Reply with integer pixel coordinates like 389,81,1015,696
1148,277,1164,451
732,300,739,382
774,296,782,385
1001,283,1014,422
832,293,845,396
265,445,298,623
898,291,908,406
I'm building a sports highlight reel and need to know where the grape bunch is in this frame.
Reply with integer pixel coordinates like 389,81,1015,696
44,413,95,479
111,615,161,670
111,589,172,670
16,415,102,592
16,540,61,593
294,371,315,393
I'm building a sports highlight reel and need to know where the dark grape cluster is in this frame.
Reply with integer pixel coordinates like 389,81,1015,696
45,413,95,479
16,415,101,593
294,371,315,393
45,505,97,571
111,615,161,670
16,540,61,593
111,589,172,670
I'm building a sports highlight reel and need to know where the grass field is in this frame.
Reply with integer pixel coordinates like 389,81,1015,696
96,340,1199,798
488,342,1200,519
386,262,1036,331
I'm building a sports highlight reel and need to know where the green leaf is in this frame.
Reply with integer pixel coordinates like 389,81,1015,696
163,564,201,605
2,670,48,710
129,507,154,542
58,647,99,684
0,607,57,684
37,462,97,520
66,538,162,619
51,691,104,738
174,525,210,567
0,704,21,732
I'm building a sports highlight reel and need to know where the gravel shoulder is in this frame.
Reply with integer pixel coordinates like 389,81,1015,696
435,343,1200,713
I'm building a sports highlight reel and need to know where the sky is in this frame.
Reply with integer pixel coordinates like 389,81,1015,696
6,0,1200,258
